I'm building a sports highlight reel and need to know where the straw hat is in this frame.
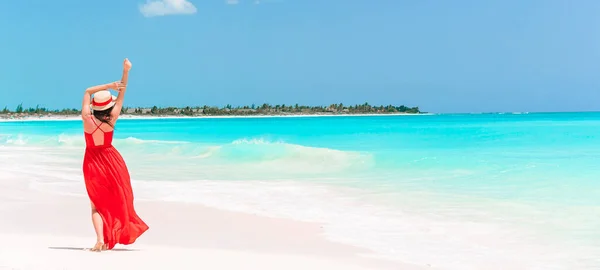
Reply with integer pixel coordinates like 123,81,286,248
91,90,117,111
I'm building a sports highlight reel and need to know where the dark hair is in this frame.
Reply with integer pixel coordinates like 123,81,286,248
93,106,114,127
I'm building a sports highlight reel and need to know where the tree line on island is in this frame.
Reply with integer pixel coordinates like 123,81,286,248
1,102,421,117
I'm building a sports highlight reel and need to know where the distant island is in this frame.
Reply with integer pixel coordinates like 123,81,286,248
0,103,421,119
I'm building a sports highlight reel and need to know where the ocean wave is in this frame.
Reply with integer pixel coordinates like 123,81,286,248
121,137,189,144
0,133,191,147
2,134,28,145
0,133,84,147
147,138,373,177
212,138,370,161
0,134,374,177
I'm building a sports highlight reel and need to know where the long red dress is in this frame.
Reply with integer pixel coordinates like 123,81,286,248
82,117,149,250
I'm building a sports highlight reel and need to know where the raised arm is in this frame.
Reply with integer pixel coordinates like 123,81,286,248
81,82,121,119
111,58,132,120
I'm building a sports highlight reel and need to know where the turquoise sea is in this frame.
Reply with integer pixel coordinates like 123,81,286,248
1,113,600,269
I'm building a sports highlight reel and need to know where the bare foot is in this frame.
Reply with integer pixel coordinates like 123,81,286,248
90,241,106,252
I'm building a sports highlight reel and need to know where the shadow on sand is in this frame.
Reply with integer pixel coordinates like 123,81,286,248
48,247,139,252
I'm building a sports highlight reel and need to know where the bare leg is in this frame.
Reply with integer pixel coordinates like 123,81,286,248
90,201,107,251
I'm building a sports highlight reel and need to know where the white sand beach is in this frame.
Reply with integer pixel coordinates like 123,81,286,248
0,163,426,270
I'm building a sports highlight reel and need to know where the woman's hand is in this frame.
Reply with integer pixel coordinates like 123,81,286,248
85,81,124,94
123,58,132,72
108,81,127,91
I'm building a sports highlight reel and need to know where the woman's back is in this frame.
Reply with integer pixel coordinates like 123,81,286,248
84,116,115,148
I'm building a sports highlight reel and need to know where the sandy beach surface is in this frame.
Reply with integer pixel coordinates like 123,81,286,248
0,165,426,270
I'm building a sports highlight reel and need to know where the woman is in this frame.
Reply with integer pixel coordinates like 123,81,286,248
81,58,149,251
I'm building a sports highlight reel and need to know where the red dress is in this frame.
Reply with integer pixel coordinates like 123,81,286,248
83,118,149,250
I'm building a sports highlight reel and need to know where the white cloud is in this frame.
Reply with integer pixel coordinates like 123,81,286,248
139,0,197,17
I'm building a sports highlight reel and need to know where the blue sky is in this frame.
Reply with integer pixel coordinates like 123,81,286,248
0,0,599,113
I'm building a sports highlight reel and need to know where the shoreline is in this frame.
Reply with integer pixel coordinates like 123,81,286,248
0,112,432,122
4,111,599,123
